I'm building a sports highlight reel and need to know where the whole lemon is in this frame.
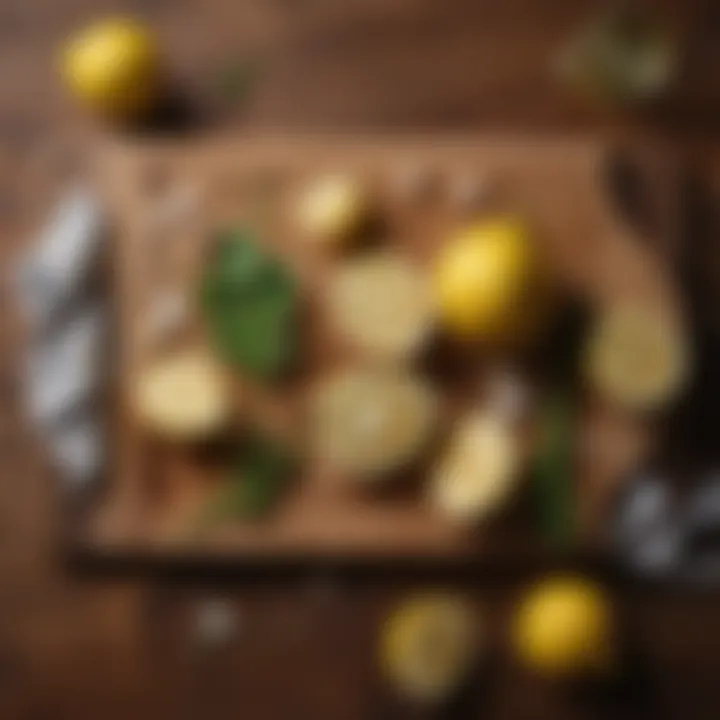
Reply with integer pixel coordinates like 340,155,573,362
434,217,542,343
514,575,615,677
63,18,161,119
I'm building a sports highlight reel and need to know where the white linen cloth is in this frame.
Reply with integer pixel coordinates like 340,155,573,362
15,188,108,488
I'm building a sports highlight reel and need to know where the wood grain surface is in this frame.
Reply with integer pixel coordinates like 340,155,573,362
3,0,720,717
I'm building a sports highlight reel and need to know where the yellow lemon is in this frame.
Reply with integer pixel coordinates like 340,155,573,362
63,18,161,119
434,217,543,343
381,595,477,703
514,575,615,677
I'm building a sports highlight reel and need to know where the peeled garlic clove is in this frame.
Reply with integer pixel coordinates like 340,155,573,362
328,252,434,359
133,350,231,441
295,174,370,246
311,366,437,477
585,303,689,411
431,412,520,522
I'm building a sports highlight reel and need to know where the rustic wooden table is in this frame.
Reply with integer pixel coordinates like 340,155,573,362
3,0,720,718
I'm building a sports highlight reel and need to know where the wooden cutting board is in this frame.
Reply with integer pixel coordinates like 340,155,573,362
78,135,678,563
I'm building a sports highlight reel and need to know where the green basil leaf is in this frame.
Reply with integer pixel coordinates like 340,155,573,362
200,231,297,378
197,433,296,526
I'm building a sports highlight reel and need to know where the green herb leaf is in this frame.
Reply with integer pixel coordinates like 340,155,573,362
197,433,296,527
200,230,297,378
233,434,296,517
530,393,576,549
204,229,272,293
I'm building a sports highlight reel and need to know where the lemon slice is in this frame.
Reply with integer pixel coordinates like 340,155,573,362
296,174,370,246
431,411,520,522
133,350,231,440
328,252,433,359
585,302,689,411
381,594,478,703
311,366,436,477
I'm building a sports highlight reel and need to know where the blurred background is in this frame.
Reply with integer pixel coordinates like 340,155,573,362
3,0,720,718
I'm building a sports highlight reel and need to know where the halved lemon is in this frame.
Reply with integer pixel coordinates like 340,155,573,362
585,302,689,411
381,594,478,703
328,252,433,359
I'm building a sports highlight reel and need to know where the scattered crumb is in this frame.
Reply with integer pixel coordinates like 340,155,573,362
194,598,242,648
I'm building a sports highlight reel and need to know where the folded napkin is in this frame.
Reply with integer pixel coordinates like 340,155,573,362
16,188,108,489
